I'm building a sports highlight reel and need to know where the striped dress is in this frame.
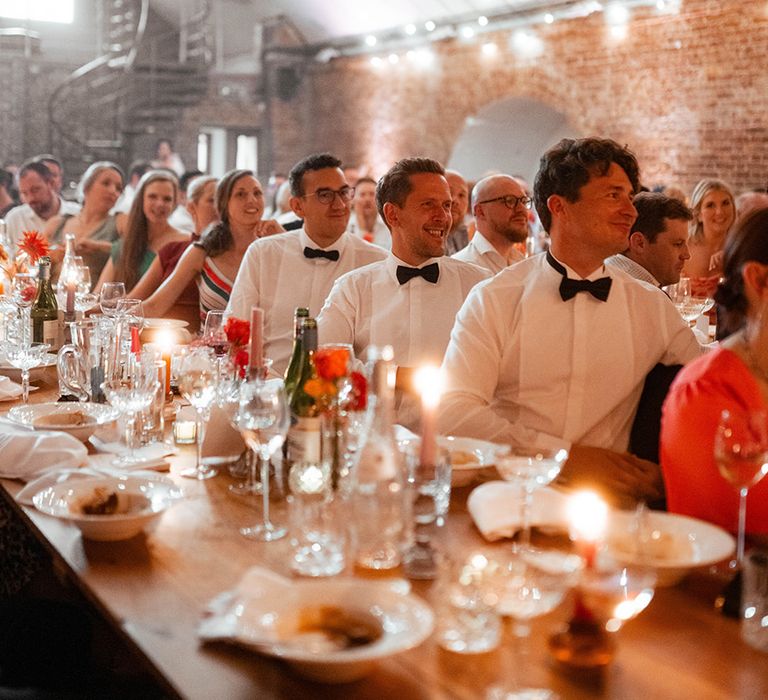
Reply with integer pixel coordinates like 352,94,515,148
197,257,234,322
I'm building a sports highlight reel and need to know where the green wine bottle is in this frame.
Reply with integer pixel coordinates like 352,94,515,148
286,317,321,466
283,306,310,401
31,256,60,350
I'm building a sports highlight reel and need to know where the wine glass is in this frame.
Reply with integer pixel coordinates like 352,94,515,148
234,377,290,541
11,272,38,349
75,259,91,294
6,341,50,403
101,354,160,466
202,310,230,356
178,347,218,480
496,446,569,548
714,408,768,567
99,282,126,317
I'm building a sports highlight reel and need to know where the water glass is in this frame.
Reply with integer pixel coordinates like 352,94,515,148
99,282,126,317
140,360,167,444
742,549,768,652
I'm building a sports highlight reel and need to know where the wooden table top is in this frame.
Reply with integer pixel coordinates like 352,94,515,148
2,370,767,699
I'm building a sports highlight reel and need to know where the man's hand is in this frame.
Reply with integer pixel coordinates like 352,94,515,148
556,444,664,509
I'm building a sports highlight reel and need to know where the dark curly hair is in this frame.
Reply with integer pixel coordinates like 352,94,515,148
533,137,640,233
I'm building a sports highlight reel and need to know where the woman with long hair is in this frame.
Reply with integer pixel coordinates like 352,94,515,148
94,170,187,293
141,169,282,322
661,207,768,543
683,178,736,297
43,161,126,284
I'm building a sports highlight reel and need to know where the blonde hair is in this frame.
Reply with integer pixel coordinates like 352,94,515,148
689,178,735,243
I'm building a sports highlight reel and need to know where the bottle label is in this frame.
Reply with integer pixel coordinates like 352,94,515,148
287,416,321,465
42,319,59,351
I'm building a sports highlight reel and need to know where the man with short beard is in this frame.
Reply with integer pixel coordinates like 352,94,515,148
454,174,530,273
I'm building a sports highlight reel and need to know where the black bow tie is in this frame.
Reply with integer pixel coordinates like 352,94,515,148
546,251,612,302
304,246,340,261
396,262,440,285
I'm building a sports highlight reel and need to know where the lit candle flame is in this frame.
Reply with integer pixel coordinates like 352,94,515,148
414,365,443,408
568,490,608,543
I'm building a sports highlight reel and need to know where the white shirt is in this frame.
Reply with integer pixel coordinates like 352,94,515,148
168,205,195,234
452,231,524,274
437,252,702,453
317,254,490,367
346,212,391,250
227,228,386,373
605,254,660,287
5,199,81,248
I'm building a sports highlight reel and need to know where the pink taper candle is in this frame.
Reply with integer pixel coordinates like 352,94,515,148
415,366,443,467
249,306,264,371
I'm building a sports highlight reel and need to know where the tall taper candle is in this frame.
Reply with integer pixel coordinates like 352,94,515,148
249,306,264,371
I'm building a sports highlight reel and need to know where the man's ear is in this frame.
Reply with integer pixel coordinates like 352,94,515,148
382,201,399,230
742,261,768,299
289,195,304,218
547,194,565,218
628,230,648,254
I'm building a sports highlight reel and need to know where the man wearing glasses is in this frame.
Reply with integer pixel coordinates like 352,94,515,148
227,153,385,373
454,174,530,273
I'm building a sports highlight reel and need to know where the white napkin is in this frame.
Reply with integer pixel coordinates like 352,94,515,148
0,376,25,400
467,482,570,541
88,435,175,471
0,421,88,480
15,463,175,506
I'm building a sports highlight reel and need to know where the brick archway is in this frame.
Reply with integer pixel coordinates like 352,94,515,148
448,96,579,184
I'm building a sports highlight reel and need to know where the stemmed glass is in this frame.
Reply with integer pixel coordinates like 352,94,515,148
665,277,714,328
99,282,126,317
234,377,290,541
178,347,219,480
496,446,569,548
6,341,50,403
714,408,768,567
202,310,230,356
11,273,37,348
101,354,160,467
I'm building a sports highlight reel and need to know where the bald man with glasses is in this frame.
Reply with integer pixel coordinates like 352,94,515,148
227,152,385,373
453,174,531,273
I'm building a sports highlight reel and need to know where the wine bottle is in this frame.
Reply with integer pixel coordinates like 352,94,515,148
352,346,407,571
283,306,310,401
31,256,60,350
286,317,321,467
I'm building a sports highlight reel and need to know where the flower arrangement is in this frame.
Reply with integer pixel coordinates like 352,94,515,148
304,346,367,412
224,316,250,377
0,231,50,284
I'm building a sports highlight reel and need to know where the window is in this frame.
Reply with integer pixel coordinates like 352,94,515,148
235,134,258,172
0,0,74,23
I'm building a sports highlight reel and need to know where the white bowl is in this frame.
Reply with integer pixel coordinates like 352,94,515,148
605,510,735,586
33,476,183,541
203,568,434,683
437,436,507,486
7,402,119,442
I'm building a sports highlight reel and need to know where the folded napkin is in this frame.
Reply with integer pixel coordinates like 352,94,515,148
88,435,175,472
15,464,175,506
0,376,25,400
201,405,245,460
467,482,570,541
0,421,88,480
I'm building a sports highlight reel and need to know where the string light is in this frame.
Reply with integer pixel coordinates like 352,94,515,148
404,23,417,36
388,53,399,64
478,15,489,26
424,20,436,32
364,34,377,47
460,26,475,39
544,13,554,24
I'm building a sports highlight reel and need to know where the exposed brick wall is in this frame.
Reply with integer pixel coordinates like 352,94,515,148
270,0,768,194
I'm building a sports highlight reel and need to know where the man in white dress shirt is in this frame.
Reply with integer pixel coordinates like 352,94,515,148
453,174,529,273
605,191,692,287
438,138,701,505
5,159,80,247
226,153,386,373
346,177,390,249
318,158,489,384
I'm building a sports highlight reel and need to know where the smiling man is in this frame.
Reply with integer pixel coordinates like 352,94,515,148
317,158,489,418
226,153,386,373
605,191,692,287
438,138,701,506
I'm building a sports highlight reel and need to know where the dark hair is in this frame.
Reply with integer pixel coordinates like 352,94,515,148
630,192,692,243
288,153,342,197
533,137,640,232
18,158,54,183
375,157,445,225
0,168,12,191
179,169,204,192
115,170,178,290
714,208,768,335
128,160,151,179
34,153,62,171
198,169,258,258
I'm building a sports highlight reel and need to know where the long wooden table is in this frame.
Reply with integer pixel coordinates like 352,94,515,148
2,370,767,699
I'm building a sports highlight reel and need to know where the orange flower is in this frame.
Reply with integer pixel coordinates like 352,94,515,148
313,347,350,382
18,231,50,263
304,377,337,400
0,244,8,265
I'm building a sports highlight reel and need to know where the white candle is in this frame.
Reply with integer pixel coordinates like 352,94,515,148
567,490,608,568
249,306,264,371
415,365,443,467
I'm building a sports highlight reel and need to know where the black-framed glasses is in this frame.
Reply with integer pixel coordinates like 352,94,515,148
478,194,532,210
303,186,355,205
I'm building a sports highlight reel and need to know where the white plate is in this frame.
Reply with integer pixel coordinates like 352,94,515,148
605,510,735,586
143,318,189,329
200,568,434,683
33,475,183,541
7,402,119,442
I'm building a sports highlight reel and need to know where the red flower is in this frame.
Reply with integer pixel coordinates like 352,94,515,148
348,371,367,411
224,317,250,348
18,231,49,263
232,348,249,377
313,347,350,382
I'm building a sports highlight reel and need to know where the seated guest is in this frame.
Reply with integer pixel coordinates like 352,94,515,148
346,176,390,249
453,174,529,273
43,161,127,285
318,157,489,385
735,189,768,220
444,170,470,255
168,169,203,233
95,171,187,293
226,153,386,374
661,208,768,541
113,159,150,214
141,170,279,323
5,159,80,247
130,175,219,330
605,191,692,287
0,168,17,218
438,137,701,506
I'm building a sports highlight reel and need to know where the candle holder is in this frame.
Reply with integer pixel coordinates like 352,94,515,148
547,591,615,670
